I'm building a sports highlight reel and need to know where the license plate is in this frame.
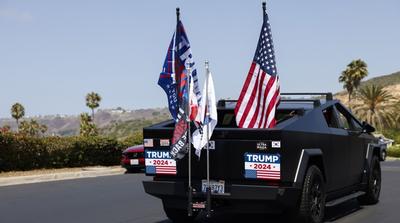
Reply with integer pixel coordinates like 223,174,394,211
130,159,139,165
202,180,225,194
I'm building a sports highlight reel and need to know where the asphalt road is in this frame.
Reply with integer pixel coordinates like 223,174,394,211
1,161,400,223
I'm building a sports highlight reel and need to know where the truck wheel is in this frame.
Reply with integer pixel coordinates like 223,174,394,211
358,156,381,205
162,202,197,223
298,165,326,223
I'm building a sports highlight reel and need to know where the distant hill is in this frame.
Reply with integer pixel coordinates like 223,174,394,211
0,107,171,137
2,71,398,138
335,71,400,105
361,71,400,87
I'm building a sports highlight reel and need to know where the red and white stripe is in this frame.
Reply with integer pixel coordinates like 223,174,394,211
235,62,280,128
156,166,177,175
256,170,281,180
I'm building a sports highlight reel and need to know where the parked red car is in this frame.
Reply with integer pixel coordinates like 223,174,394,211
121,145,145,172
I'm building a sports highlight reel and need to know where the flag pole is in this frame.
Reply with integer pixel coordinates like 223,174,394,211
262,1,266,19
176,7,180,23
205,60,212,218
185,61,193,217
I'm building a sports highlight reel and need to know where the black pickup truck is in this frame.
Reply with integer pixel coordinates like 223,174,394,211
142,93,385,223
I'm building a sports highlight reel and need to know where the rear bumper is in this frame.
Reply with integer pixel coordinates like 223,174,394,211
143,180,301,212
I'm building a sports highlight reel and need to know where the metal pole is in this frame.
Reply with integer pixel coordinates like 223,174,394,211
185,61,193,217
205,61,211,218
176,7,180,22
262,1,266,20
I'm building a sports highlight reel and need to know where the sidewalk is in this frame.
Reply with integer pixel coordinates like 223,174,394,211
0,166,125,187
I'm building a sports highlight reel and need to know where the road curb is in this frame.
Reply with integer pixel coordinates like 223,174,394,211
0,167,125,187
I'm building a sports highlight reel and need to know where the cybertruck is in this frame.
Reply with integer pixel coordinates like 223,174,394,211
142,93,385,223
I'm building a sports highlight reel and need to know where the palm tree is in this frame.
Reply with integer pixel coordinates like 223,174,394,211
11,103,25,130
85,92,102,121
393,101,400,129
339,69,354,105
339,59,369,108
353,85,396,130
347,59,368,90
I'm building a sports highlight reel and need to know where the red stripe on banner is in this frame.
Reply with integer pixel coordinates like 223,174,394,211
156,166,176,175
263,78,280,128
257,173,280,176
238,67,261,128
257,176,280,180
248,71,267,128
258,75,277,128
268,119,276,129
257,172,280,175
266,85,280,128
235,62,257,116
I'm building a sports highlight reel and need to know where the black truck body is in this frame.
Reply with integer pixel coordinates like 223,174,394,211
142,93,384,222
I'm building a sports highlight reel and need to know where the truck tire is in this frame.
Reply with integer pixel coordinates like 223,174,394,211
162,200,197,223
358,156,381,205
298,165,326,223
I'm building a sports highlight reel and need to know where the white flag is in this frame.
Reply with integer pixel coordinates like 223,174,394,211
189,75,200,122
192,72,218,158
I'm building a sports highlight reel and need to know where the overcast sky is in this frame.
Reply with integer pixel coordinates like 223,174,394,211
1,0,399,118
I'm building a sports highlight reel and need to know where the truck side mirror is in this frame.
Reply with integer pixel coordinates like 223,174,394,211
362,121,375,133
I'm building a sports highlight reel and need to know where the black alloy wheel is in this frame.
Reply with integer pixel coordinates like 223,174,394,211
359,156,381,205
298,165,326,223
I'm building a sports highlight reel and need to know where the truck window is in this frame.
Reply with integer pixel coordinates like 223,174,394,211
336,109,351,130
322,106,338,128
335,104,363,131
216,108,300,127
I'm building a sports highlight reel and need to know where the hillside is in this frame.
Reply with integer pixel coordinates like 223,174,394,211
0,107,171,137
335,71,400,105
361,71,400,87
2,71,398,138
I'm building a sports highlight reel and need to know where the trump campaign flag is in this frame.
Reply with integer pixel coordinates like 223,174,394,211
192,69,217,158
234,8,280,129
158,35,178,121
160,14,201,159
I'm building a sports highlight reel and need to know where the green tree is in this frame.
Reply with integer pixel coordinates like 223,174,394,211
85,92,102,121
339,59,369,108
11,103,25,130
19,119,48,137
339,69,354,104
347,59,369,89
353,85,396,130
79,113,98,137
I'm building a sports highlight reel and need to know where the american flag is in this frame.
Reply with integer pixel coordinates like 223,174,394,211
146,166,177,175
245,169,280,180
235,12,280,128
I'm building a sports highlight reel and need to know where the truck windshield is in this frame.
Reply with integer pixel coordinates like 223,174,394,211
217,108,301,128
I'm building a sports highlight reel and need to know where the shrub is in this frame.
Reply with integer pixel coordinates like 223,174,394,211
388,145,400,158
382,129,400,144
0,132,142,172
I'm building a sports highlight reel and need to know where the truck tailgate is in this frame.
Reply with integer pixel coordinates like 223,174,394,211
144,128,284,183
